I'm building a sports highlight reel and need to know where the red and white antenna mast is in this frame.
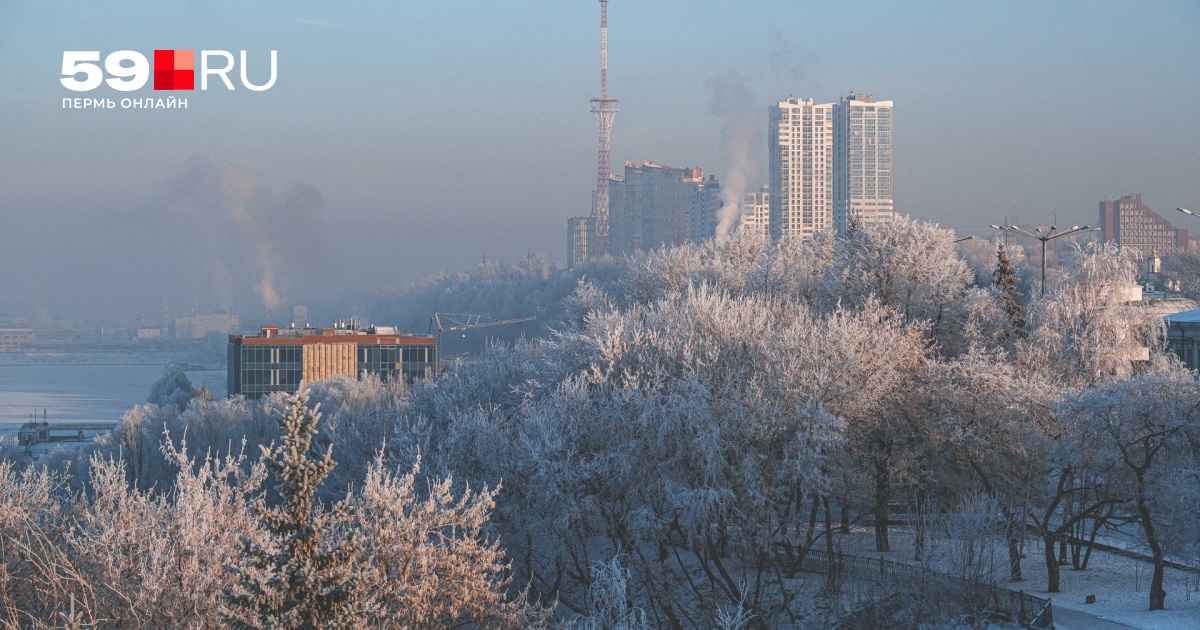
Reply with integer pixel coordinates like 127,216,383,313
590,0,617,238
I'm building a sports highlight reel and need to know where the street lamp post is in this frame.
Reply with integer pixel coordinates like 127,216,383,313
989,223,1099,296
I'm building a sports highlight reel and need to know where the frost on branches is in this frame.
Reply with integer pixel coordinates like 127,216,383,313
5,217,1200,625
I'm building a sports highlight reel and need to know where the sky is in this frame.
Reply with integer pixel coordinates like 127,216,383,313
1,0,1198,323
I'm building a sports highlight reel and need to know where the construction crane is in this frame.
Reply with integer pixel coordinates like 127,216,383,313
427,312,538,371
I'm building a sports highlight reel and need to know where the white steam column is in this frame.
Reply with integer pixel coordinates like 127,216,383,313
591,0,618,240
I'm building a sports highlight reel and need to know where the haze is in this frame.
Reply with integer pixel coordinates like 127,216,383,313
1,0,1197,322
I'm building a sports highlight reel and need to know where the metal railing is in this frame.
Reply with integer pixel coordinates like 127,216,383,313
798,549,1053,629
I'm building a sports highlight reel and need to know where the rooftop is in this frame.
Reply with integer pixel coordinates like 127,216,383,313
1164,308,1200,324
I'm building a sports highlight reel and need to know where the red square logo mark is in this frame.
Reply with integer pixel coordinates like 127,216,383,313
154,50,194,90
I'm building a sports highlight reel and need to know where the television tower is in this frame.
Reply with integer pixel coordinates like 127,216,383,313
590,0,618,238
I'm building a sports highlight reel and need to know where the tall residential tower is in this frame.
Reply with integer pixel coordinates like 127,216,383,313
833,92,894,234
768,92,893,240
768,97,833,240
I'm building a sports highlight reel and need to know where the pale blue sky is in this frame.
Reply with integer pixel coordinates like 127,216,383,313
1,1,1197,320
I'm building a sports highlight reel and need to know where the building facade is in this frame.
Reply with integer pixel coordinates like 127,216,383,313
1099,194,1195,259
607,160,711,256
175,313,240,339
769,97,834,240
833,93,893,234
1165,308,1200,370
689,175,723,245
0,329,35,352
567,215,599,269
228,323,436,398
739,185,770,238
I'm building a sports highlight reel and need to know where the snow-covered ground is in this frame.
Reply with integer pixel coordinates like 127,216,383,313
826,526,1200,630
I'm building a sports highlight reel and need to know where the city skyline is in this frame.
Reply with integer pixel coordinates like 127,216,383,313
2,1,1198,321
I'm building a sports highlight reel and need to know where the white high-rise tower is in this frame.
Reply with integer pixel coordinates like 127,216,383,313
833,92,893,234
768,97,834,240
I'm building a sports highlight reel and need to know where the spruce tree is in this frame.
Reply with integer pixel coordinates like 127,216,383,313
225,391,367,629
992,243,1027,337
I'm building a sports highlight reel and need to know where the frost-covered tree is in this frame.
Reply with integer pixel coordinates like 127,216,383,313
992,243,1026,338
353,455,549,628
224,391,367,629
920,350,1052,580
1023,242,1159,387
1064,363,1200,610
147,363,210,409
835,216,975,351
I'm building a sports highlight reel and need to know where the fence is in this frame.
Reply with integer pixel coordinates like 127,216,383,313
796,549,1053,629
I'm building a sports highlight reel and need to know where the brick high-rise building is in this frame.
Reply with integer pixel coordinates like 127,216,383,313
1099,194,1195,258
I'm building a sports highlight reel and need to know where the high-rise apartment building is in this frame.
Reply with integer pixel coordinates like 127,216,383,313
1100,194,1196,258
739,185,770,238
769,97,834,240
567,216,599,268
767,93,893,240
608,160,714,256
833,93,894,234
690,175,723,245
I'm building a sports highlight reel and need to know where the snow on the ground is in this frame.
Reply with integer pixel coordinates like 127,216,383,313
821,526,1200,630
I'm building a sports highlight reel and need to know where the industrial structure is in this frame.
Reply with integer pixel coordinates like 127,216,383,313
427,312,538,370
227,322,436,398
1099,194,1197,258
568,0,618,267
769,92,894,240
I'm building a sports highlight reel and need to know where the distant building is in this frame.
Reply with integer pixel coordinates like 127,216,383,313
1164,308,1200,370
136,327,163,340
175,313,240,339
1099,194,1197,259
567,215,599,268
607,160,713,256
739,185,770,238
833,92,894,234
690,175,723,245
291,303,308,326
769,92,894,239
228,322,436,398
770,97,834,240
0,329,35,352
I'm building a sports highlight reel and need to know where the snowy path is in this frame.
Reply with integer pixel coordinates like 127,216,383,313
1054,608,1139,630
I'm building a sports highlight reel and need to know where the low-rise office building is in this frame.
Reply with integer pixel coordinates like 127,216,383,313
227,322,436,398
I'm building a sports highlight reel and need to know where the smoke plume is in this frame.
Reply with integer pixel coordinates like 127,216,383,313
706,70,762,240
144,155,325,313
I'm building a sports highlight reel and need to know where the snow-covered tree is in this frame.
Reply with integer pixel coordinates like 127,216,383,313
225,391,367,628
147,363,210,409
1064,363,1200,610
992,243,1026,338
920,350,1053,580
1023,242,1159,387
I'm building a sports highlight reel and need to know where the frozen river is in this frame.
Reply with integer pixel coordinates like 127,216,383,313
0,355,224,440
